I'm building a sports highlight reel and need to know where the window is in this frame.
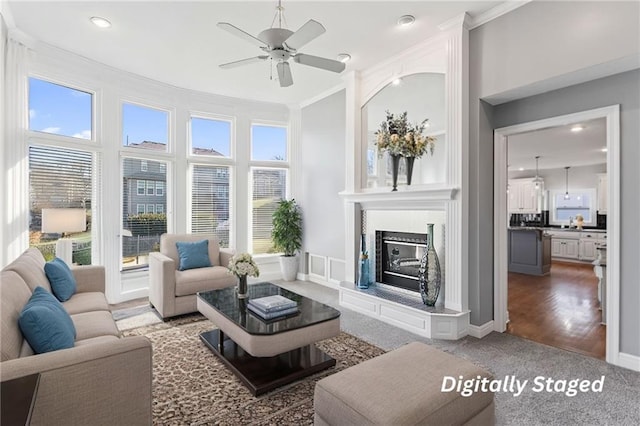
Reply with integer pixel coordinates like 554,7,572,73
191,165,230,247
156,182,164,196
251,168,287,254
191,117,231,157
251,124,287,161
146,181,155,195
550,189,596,226
141,160,148,171
122,103,168,151
29,146,93,265
137,181,145,195
28,78,93,140
122,158,168,270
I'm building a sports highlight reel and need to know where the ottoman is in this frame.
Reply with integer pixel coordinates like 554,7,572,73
314,342,495,425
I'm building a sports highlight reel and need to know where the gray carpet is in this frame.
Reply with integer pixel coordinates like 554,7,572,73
115,281,640,425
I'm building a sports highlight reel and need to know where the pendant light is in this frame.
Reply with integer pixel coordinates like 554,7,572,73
532,156,543,189
564,166,571,200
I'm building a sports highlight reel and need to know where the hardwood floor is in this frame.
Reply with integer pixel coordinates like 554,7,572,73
507,261,606,360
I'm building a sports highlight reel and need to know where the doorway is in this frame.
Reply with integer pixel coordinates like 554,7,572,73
493,105,620,365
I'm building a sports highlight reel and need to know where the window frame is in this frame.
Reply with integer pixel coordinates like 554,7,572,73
27,75,97,144
188,113,235,159
549,188,597,226
250,121,289,164
120,99,173,155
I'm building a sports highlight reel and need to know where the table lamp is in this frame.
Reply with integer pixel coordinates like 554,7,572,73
41,208,87,265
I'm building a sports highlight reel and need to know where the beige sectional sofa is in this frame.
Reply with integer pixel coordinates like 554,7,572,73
0,248,152,425
149,233,236,318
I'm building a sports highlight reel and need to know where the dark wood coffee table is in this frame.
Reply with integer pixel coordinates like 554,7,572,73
197,282,341,396
1,373,40,425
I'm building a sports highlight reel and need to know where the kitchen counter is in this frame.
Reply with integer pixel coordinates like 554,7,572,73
508,228,551,275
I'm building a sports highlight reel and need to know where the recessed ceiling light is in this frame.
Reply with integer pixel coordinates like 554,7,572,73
518,167,524,171
392,78,402,86
397,15,415,27
337,53,351,63
570,125,584,132
90,16,111,28
601,147,608,152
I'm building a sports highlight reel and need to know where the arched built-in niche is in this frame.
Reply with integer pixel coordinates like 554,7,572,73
361,73,446,189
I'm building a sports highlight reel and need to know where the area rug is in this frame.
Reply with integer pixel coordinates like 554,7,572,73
123,314,385,425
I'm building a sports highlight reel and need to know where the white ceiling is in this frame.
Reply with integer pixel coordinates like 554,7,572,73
507,118,607,172
6,0,502,105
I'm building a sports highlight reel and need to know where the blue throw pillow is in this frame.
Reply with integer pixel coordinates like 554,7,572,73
19,286,76,354
176,240,212,271
44,257,77,302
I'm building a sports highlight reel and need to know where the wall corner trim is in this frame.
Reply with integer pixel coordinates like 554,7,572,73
468,320,495,338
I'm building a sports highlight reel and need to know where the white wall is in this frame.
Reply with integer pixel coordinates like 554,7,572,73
509,163,606,192
300,89,346,279
0,14,6,271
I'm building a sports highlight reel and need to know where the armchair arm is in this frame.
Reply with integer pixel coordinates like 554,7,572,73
219,247,235,269
1,336,152,425
70,265,105,293
149,251,177,318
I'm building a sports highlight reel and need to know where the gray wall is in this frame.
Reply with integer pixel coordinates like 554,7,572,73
492,70,640,356
469,1,640,357
300,90,346,263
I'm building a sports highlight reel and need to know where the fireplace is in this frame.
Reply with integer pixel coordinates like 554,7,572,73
375,230,427,293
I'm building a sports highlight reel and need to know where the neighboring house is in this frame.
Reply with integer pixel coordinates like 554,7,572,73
122,152,167,216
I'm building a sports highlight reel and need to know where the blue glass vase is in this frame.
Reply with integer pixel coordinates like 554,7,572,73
357,234,370,289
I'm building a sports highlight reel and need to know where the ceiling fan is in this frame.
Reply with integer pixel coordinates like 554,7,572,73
217,0,346,87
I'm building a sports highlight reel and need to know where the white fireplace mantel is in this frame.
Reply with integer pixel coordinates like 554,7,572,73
341,13,471,337
340,186,458,210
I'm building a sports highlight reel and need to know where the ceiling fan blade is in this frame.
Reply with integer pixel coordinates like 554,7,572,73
277,61,293,87
219,56,269,69
217,22,267,48
283,19,326,50
293,53,346,73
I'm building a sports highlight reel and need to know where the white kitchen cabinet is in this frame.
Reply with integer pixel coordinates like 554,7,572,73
550,236,580,259
548,230,606,262
597,173,607,214
508,178,541,214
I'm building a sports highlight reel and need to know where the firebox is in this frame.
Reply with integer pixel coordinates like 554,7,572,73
375,230,427,292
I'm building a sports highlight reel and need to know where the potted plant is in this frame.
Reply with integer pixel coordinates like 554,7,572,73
271,198,302,281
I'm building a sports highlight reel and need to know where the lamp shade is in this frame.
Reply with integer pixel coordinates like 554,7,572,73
42,209,87,233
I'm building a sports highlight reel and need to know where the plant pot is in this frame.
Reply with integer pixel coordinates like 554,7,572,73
279,255,299,281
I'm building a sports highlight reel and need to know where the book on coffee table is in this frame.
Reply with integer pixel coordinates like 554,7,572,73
247,303,299,320
248,295,296,313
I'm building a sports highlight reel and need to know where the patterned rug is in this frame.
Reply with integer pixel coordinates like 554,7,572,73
123,314,385,425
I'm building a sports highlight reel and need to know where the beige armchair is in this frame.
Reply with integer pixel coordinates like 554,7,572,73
149,233,236,319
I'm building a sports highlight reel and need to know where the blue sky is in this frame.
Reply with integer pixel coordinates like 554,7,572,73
29,77,287,160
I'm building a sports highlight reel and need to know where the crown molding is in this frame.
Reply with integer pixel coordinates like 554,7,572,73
468,0,532,30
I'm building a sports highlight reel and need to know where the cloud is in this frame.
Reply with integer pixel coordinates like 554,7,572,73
73,130,92,140
29,109,37,119
41,127,61,134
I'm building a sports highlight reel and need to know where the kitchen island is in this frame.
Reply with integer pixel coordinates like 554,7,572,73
508,227,552,275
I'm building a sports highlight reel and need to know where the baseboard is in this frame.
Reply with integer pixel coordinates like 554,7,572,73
617,352,640,372
296,272,308,281
467,320,495,339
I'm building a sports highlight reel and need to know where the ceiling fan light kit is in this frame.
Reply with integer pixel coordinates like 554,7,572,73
217,0,346,87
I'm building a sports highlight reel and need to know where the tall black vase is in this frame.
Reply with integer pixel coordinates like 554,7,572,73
390,153,401,192
419,223,442,306
405,156,415,186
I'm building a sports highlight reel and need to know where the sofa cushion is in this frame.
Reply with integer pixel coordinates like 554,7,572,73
4,247,51,293
174,266,237,296
18,287,77,354
45,257,77,302
62,292,110,315
161,233,221,268
0,271,33,361
71,311,121,340
176,240,212,271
